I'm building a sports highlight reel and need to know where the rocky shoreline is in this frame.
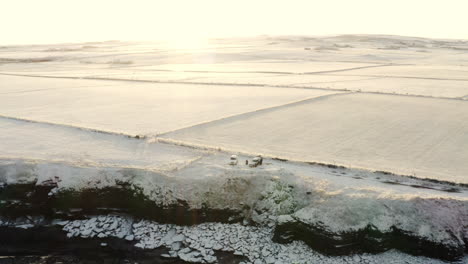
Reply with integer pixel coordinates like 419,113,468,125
0,225,243,264
0,215,464,264
0,181,466,263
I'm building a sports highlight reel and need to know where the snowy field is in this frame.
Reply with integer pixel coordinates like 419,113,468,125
1,35,468,262
0,117,205,172
164,92,468,184
0,74,338,135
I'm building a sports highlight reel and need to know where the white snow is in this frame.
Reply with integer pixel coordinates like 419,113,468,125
61,215,468,264
331,64,468,80
300,77,468,99
0,117,204,173
128,61,378,74
163,92,468,184
0,74,339,135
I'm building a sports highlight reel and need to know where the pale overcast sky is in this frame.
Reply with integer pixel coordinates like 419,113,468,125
2,0,467,45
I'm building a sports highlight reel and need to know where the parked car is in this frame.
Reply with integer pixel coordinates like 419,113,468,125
249,155,263,167
229,155,238,165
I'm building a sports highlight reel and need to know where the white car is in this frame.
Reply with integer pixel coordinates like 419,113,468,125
229,155,238,165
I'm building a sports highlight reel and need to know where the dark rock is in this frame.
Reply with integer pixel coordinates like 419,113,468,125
0,226,244,263
0,183,242,225
273,218,465,261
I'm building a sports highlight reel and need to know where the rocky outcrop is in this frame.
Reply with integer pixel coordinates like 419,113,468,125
273,215,466,261
0,182,241,225
0,169,466,262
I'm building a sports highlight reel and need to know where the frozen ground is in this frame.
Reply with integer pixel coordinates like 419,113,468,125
163,92,468,184
0,74,337,135
1,35,468,262
0,117,205,172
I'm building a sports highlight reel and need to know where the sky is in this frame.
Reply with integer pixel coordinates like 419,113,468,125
2,0,468,45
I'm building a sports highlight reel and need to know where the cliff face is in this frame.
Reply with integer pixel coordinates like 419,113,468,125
0,157,467,261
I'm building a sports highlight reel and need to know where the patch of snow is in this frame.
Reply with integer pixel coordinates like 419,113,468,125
62,215,467,264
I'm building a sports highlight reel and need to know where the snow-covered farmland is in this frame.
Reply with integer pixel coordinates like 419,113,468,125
163,92,468,184
1,35,468,262
329,64,468,80
177,73,468,98
0,74,340,135
298,77,468,99
127,61,379,74
0,117,204,173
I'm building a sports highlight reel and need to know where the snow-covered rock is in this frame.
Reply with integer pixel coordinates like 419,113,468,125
61,215,467,263
1,150,467,260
